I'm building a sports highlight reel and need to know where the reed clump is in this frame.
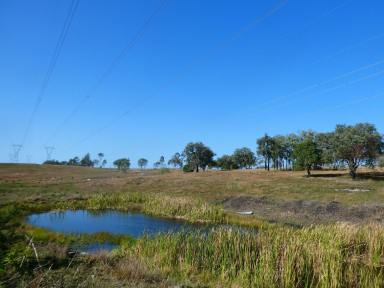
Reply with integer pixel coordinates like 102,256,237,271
127,224,384,287
86,192,225,223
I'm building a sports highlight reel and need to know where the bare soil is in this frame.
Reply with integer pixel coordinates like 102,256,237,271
223,196,384,225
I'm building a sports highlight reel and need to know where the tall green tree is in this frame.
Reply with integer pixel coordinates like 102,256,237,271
293,139,321,176
138,158,148,170
97,153,105,168
113,158,130,172
216,154,238,170
257,134,274,170
67,156,80,166
233,147,255,169
271,135,286,170
168,152,184,169
80,153,94,167
183,142,215,172
283,134,300,170
333,123,382,178
315,132,338,169
159,156,165,168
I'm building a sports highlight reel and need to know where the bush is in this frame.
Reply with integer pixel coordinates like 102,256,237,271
182,165,194,173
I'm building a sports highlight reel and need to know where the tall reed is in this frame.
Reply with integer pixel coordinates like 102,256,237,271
86,192,225,223
127,224,384,287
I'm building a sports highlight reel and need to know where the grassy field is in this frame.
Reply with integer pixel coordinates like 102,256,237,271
1,164,384,287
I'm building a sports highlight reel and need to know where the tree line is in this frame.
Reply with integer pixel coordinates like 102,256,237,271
255,123,383,178
166,123,383,178
43,153,107,168
44,123,383,179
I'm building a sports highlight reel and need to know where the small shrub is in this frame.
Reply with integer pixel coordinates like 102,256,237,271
182,165,193,173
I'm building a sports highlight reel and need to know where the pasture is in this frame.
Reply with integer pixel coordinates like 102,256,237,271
1,164,384,287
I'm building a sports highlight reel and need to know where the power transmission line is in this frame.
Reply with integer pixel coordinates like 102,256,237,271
64,0,289,149
276,66,384,109
243,64,384,123
256,58,384,110
20,0,80,149
45,0,169,145
277,0,351,42
314,91,384,113
311,32,384,65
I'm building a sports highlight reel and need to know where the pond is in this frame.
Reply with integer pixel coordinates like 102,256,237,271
27,210,200,252
27,210,254,252
27,210,194,238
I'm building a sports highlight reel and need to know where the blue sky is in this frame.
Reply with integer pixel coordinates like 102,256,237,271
1,0,383,166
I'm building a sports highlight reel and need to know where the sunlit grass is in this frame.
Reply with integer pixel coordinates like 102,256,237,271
126,224,384,287
2,164,384,286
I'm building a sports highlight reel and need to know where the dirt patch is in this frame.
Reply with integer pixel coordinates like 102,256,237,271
223,196,384,225
335,188,371,192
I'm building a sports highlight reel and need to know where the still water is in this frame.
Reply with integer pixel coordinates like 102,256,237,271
27,210,194,238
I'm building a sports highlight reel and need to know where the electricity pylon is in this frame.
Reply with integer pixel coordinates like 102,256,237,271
11,144,23,163
44,146,55,161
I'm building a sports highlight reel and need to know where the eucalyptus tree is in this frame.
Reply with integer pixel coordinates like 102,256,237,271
233,147,256,169
67,156,80,166
271,135,286,170
113,158,130,172
333,123,382,178
216,154,238,170
285,133,300,170
138,158,148,170
168,152,184,169
80,153,94,167
159,156,166,168
183,142,215,172
93,159,100,167
315,132,337,168
293,139,321,176
97,153,105,168
257,134,274,171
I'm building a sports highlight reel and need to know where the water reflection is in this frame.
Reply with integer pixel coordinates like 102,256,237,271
27,210,193,238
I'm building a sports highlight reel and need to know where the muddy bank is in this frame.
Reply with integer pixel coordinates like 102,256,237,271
223,196,384,225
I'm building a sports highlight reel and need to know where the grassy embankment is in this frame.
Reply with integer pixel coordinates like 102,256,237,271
1,164,384,287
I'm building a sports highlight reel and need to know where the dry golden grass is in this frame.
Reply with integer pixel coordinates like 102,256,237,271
1,164,384,225
2,164,384,287
1,164,384,205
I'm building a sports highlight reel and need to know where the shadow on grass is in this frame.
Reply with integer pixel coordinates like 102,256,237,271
308,173,345,178
355,172,384,181
307,171,384,181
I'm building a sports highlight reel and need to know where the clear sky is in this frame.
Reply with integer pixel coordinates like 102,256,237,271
1,0,383,167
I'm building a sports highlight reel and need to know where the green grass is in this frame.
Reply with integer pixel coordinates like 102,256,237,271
86,192,225,223
128,224,384,287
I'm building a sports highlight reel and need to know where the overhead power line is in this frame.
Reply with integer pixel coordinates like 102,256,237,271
311,32,384,65
257,58,384,110
45,0,169,145
64,0,289,149
279,66,384,109
314,91,384,113
20,0,80,149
